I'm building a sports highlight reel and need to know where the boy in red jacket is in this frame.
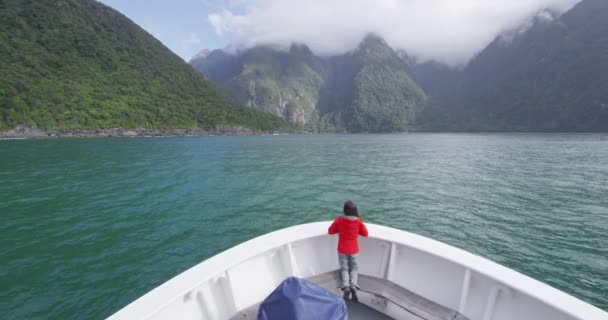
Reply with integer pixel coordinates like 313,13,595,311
328,200,369,302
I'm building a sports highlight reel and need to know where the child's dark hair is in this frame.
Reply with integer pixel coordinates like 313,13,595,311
343,200,360,217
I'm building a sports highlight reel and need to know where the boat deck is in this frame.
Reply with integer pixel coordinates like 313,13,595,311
229,295,394,320
110,222,608,320
346,300,394,320
310,271,469,320
230,271,468,320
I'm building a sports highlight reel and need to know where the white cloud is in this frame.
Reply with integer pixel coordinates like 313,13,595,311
208,10,249,36
207,0,580,66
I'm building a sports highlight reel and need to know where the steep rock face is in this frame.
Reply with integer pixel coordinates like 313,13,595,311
322,36,426,132
193,45,324,127
0,0,289,131
229,45,325,127
191,36,426,132
411,0,608,132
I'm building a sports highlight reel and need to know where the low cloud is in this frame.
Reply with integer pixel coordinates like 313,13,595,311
207,0,580,66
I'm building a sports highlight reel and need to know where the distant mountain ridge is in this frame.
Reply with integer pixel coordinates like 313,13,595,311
0,0,290,132
190,35,426,132
412,0,608,132
193,0,607,132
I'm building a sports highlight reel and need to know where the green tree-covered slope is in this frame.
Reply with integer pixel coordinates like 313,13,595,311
0,0,289,131
191,35,426,133
342,36,426,132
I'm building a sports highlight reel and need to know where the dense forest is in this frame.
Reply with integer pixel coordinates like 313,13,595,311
0,0,290,132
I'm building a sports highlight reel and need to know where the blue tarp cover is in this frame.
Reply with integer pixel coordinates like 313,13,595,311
257,277,348,320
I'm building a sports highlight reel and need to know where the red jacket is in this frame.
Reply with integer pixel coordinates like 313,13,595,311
328,216,369,255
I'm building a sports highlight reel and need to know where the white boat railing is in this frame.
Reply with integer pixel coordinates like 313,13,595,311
108,222,608,320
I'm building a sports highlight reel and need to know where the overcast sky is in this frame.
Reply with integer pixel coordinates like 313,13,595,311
99,0,581,66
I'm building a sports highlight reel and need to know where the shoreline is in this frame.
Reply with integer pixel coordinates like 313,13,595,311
3,126,605,139
0,126,295,139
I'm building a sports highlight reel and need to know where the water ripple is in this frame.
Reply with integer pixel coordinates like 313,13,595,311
0,134,607,319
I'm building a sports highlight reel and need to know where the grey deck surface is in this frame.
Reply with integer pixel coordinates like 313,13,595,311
230,271,468,320
231,299,393,320
231,299,394,320
309,271,469,320
347,300,394,320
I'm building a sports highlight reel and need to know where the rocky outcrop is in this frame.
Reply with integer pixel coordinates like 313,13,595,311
0,125,48,138
0,125,291,139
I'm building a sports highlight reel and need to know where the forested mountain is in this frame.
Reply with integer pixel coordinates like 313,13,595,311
413,0,608,132
194,0,607,133
0,0,289,131
191,35,426,132
193,45,326,128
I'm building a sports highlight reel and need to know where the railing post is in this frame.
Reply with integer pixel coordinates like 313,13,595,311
287,243,300,277
222,271,238,316
458,268,471,314
195,290,213,319
482,285,511,320
384,243,396,280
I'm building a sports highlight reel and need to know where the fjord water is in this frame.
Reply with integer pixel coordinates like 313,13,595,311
1,134,607,319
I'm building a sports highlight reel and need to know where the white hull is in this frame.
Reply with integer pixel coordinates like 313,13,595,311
109,222,607,320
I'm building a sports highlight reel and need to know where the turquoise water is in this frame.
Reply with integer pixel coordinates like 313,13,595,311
1,134,607,319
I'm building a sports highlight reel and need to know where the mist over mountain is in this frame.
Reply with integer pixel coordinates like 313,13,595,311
191,35,426,132
208,0,580,67
414,0,608,132
193,0,606,132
